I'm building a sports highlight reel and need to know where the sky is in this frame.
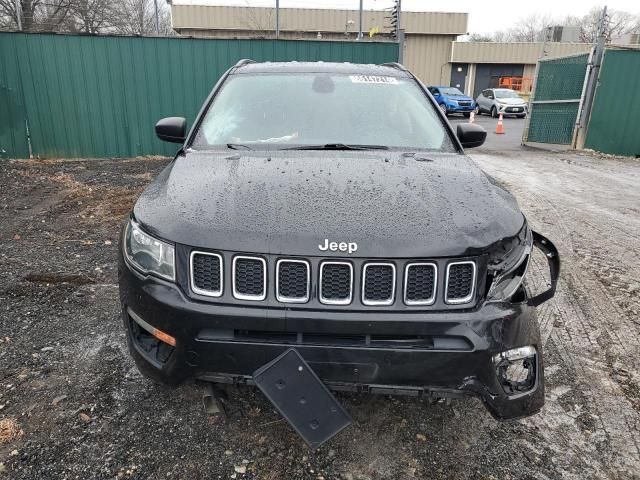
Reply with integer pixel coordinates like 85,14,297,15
174,0,640,34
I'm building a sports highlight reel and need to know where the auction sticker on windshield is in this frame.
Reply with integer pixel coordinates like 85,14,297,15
349,75,398,84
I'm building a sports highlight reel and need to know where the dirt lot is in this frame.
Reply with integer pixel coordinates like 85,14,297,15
1,150,639,479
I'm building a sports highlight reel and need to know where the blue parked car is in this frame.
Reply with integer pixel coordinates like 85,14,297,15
427,86,475,117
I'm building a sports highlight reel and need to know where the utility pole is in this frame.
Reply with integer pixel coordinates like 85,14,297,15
275,0,280,39
396,0,401,40
154,0,159,34
575,6,607,149
357,0,363,40
15,0,22,31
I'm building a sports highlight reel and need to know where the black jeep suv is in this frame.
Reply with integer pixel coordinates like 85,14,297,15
118,61,559,426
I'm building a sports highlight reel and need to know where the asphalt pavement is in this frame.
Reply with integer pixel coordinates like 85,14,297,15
449,112,526,152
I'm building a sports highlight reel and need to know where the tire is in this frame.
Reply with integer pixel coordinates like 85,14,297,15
463,112,471,118
491,106,498,118
474,105,480,115
440,103,448,116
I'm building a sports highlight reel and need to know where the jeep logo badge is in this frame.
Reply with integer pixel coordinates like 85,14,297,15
318,238,358,254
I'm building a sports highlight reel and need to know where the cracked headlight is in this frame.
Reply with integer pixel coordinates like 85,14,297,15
124,219,175,281
486,226,532,302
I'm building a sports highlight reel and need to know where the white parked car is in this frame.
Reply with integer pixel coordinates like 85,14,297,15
475,88,528,118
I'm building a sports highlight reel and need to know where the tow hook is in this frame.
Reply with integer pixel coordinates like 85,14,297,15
202,382,229,417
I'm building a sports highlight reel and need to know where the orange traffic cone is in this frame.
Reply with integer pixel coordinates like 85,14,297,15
469,111,475,123
495,113,505,134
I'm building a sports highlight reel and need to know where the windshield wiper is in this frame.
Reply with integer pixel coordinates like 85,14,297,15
226,143,253,150
281,143,389,151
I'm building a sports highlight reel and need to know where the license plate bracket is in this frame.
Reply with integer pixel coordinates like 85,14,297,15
253,348,352,449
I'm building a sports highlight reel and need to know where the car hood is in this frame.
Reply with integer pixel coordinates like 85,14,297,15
133,150,524,258
496,97,526,105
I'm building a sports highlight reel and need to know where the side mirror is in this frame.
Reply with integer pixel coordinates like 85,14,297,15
155,117,186,143
457,123,486,149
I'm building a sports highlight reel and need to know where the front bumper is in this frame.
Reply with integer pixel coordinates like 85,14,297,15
447,103,475,113
498,104,527,115
119,255,545,421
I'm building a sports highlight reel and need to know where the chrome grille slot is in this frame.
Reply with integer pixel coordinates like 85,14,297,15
319,262,353,305
445,261,476,304
276,259,310,303
404,262,437,305
190,251,223,297
232,256,266,301
362,263,395,306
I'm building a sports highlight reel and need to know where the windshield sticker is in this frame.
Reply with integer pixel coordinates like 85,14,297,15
349,75,398,85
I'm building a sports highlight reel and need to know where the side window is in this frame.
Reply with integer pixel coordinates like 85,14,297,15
482,89,489,97
428,87,438,95
487,90,495,99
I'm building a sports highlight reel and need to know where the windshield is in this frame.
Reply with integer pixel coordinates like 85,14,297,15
440,87,464,96
191,73,456,151
494,89,521,99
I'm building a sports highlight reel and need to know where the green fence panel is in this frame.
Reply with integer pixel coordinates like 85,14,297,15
0,34,29,159
585,50,640,157
526,53,588,145
0,33,399,159
527,102,581,144
533,54,589,101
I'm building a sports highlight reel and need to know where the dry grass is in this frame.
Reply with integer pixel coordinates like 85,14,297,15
0,418,23,444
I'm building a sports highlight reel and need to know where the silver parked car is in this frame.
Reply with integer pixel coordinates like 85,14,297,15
475,88,528,118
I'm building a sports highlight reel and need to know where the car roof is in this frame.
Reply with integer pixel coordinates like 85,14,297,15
232,61,412,78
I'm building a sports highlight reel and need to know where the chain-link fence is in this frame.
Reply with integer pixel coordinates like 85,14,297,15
524,53,590,145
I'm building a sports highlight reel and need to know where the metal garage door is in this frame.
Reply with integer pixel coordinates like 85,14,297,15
524,53,590,145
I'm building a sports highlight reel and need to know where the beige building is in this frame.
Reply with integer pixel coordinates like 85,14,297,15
171,4,468,86
171,4,593,95
450,41,592,97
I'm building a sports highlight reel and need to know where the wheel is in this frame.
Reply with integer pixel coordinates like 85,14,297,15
463,112,471,118
491,106,498,118
474,105,480,115
440,103,448,116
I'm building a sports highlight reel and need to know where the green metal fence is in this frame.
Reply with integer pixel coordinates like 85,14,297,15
0,32,399,159
525,53,589,145
585,50,640,157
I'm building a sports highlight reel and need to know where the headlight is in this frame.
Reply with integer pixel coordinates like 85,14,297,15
124,219,175,281
486,226,532,302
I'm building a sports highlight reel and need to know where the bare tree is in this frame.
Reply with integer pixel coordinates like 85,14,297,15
467,33,493,42
110,0,172,36
68,0,116,33
1,0,173,35
468,8,639,45
0,0,73,32
507,13,555,42
565,7,640,43
240,0,274,36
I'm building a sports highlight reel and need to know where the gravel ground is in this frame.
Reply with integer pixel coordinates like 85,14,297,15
1,150,639,479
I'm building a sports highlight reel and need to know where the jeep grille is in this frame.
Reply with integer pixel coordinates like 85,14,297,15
445,261,476,304
404,263,437,305
362,263,395,305
233,256,266,301
190,252,223,297
188,251,477,308
276,259,310,303
319,262,353,305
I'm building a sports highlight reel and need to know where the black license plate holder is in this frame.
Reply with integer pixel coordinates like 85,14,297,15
253,349,352,449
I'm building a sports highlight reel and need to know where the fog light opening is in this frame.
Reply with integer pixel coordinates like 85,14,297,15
127,308,175,364
493,346,536,395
